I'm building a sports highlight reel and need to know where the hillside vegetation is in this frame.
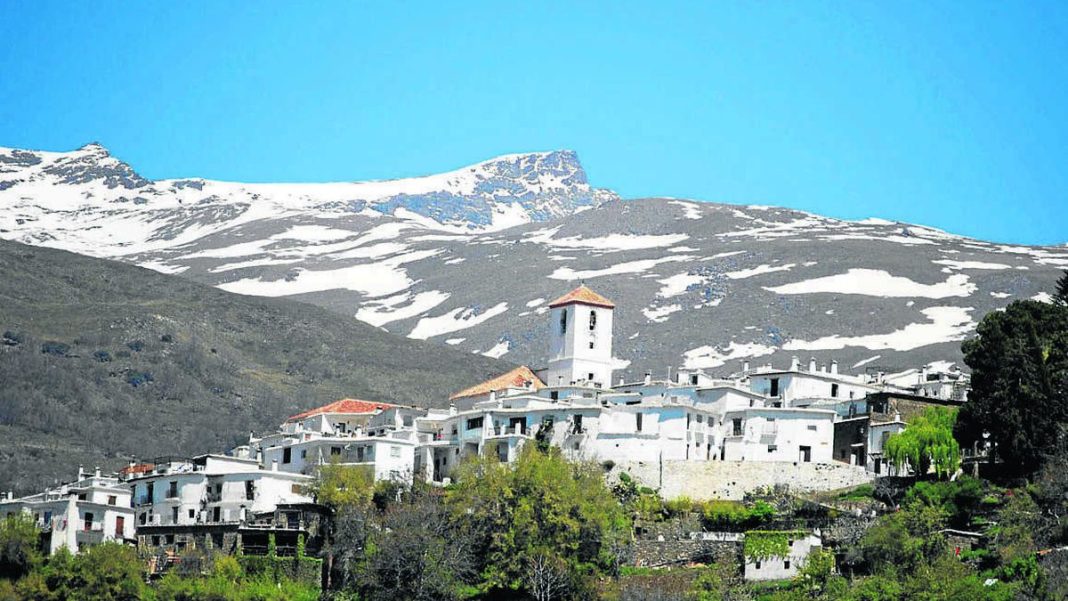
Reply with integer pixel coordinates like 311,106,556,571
0,240,506,493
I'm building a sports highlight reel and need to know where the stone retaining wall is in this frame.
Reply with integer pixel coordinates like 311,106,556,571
609,460,874,500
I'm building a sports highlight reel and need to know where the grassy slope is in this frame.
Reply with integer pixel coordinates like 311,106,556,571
0,240,507,493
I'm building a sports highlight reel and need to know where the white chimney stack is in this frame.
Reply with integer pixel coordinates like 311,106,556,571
808,357,817,372
77,465,84,480
644,372,652,385
830,360,838,375
742,360,750,373
449,404,457,416
790,356,800,371
94,466,101,478
271,460,278,472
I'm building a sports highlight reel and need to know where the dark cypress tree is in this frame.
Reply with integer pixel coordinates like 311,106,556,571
1057,269,1068,306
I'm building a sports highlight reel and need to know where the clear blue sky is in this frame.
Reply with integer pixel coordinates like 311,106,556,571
2,2,1066,245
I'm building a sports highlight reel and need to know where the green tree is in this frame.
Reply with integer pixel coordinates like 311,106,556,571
446,445,630,595
0,513,41,580
884,406,961,478
1056,269,1068,306
858,503,947,573
955,300,1068,474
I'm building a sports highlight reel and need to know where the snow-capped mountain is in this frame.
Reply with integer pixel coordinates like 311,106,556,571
0,143,616,257
2,143,1065,380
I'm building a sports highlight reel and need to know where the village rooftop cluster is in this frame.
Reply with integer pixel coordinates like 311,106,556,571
0,285,970,579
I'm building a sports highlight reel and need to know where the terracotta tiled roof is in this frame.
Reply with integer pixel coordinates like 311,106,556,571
449,366,545,400
548,284,615,309
119,463,154,476
287,398,396,421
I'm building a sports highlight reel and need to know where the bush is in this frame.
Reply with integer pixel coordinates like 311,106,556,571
40,341,70,356
126,371,154,387
126,340,146,352
93,350,112,362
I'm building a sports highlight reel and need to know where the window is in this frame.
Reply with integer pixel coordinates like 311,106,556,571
636,413,643,432
690,374,699,385
83,512,94,531
212,507,221,522
245,480,255,501
589,341,595,349
589,310,597,331
107,495,117,506
755,561,761,569
390,446,401,458
732,418,743,436
800,446,812,463
573,414,583,433
300,449,307,459
550,391,559,401
171,507,179,524
167,481,178,498
559,309,568,334
770,378,779,397
331,446,342,456
466,417,483,430
188,509,195,519
696,415,703,423
282,447,292,464
831,383,839,398
588,372,595,382
784,560,791,569
768,445,777,452
807,425,817,431
403,415,413,427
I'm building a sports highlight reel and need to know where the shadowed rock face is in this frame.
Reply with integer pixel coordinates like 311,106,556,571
1,143,1065,381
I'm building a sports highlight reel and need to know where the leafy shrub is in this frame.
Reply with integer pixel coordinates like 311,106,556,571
126,371,154,387
160,334,174,343
93,350,111,362
126,340,145,352
39,341,70,356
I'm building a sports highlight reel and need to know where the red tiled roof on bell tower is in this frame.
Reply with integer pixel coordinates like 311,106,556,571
548,284,615,309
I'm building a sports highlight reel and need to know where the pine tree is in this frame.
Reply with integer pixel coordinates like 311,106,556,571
1056,269,1068,306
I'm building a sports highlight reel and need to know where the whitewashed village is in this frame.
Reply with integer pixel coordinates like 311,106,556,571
0,284,975,585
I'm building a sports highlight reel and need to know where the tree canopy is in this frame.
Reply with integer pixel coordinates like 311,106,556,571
955,299,1068,474
884,406,961,479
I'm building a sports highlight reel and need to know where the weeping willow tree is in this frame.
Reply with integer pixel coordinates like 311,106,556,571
885,406,961,479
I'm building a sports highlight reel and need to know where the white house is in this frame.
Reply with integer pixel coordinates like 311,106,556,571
126,454,311,528
744,532,824,581
0,467,135,555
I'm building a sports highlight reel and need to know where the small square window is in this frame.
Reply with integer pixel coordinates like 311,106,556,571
755,561,761,569
784,560,791,569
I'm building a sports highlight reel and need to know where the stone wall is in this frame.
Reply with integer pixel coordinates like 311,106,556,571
631,536,741,568
609,460,874,500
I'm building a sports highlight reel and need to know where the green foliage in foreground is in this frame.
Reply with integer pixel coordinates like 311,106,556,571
884,407,961,479
743,531,808,561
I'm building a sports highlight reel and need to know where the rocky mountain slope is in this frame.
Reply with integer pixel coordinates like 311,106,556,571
2,143,1065,381
0,239,505,493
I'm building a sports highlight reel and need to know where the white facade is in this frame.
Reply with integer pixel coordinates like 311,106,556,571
744,532,823,581
128,455,311,528
545,299,615,388
0,470,135,555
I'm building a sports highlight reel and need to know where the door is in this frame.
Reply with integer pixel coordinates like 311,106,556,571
800,446,812,463
115,516,125,538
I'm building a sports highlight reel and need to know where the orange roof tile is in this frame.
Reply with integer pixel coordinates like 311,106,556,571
119,463,154,476
287,398,396,421
548,284,615,309
449,366,545,400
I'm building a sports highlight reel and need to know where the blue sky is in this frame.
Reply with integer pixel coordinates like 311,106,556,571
1,2,1066,245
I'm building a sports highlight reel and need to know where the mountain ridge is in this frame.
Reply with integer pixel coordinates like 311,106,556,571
2,143,1066,385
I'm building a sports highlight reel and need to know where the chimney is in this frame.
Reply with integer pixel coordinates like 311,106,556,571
77,465,84,480
489,390,496,403
819,363,827,373
920,366,929,385
271,460,278,472
618,376,625,386
790,356,800,371
449,404,457,416
94,467,101,478
644,372,652,385
830,360,838,375
808,357,817,372
742,360,750,373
